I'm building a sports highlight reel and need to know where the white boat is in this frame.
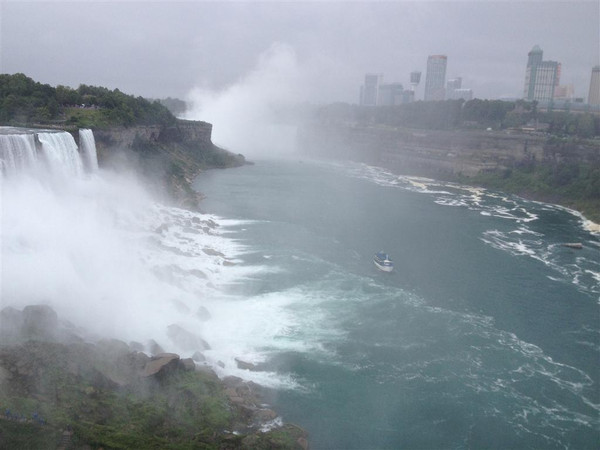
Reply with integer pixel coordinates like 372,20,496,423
374,252,394,272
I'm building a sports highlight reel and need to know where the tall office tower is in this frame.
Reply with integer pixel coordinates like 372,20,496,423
589,66,600,106
378,83,404,106
424,55,447,101
523,45,561,103
446,77,462,99
360,73,382,106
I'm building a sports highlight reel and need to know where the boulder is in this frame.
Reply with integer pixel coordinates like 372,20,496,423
191,351,206,362
147,339,165,356
181,358,196,371
235,358,256,371
21,305,58,341
253,409,278,423
195,306,211,321
167,324,210,351
128,341,145,352
142,353,180,377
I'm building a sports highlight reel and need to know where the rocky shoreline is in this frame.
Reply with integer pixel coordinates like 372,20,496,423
0,305,308,449
297,123,600,224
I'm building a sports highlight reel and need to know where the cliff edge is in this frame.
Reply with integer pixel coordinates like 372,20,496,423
92,119,246,209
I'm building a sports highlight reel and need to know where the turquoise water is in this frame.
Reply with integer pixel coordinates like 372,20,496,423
194,159,599,449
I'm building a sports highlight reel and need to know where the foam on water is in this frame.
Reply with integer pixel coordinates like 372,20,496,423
335,161,599,297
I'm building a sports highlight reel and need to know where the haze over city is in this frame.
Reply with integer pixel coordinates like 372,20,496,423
2,0,598,104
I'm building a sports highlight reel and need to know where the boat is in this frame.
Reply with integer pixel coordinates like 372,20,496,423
562,242,583,249
374,252,394,272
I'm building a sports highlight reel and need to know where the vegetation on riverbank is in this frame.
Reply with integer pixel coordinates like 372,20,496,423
0,306,308,449
310,101,600,222
0,73,175,128
456,163,600,223
316,99,600,138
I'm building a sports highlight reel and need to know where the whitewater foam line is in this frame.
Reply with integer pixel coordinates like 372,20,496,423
331,161,599,297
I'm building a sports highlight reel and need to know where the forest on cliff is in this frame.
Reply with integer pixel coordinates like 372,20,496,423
0,73,176,128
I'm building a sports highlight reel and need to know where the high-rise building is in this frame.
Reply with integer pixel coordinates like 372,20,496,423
554,84,575,101
588,66,600,106
378,83,404,106
446,78,462,99
452,89,473,101
360,73,382,106
523,45,561,103
424,55,447,101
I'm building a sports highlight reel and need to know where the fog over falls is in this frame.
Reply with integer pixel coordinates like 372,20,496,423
0,128,289,386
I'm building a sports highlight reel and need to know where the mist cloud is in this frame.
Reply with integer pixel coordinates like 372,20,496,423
185,43,307,158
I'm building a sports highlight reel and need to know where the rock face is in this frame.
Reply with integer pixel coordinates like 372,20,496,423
298,122,599,179
92,119,245,208
22,304,59,340
142,353,181,377
93,121,211,156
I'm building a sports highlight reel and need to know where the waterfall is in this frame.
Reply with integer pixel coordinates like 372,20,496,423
38,131,84,177
0,127,99,177
0,132,39,175
79,128,99,172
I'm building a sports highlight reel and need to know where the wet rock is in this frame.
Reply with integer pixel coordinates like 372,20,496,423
142,353,180,377
202,248,225,257
147,339,165,356
235,358,256,371
195,306,211,321
167,324,211,351
253,408,277,423
129,341,145,352
191,351,206,362
22,305,58,341
181,358,195,371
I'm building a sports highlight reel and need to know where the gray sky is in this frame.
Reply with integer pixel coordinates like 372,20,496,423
1,1,598,103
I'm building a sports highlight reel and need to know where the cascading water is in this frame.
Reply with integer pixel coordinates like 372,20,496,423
79,128,99,172
0,126,281,387
0,131,39,175
37,131,84,177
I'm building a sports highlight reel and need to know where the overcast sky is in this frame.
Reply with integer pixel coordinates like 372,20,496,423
1,1,598,104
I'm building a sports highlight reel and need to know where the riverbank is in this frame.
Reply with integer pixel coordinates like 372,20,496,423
0,305,308,449
297,123,600,225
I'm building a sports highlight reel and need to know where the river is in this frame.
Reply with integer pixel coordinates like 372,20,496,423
194,157,599,449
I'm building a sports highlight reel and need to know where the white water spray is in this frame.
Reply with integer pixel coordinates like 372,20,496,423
79,128,99,172
37,131,84,177
0,127,299,388
0,132,39,175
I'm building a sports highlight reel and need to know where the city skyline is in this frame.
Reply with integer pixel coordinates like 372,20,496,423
1,1,598,105
360,43,598,106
